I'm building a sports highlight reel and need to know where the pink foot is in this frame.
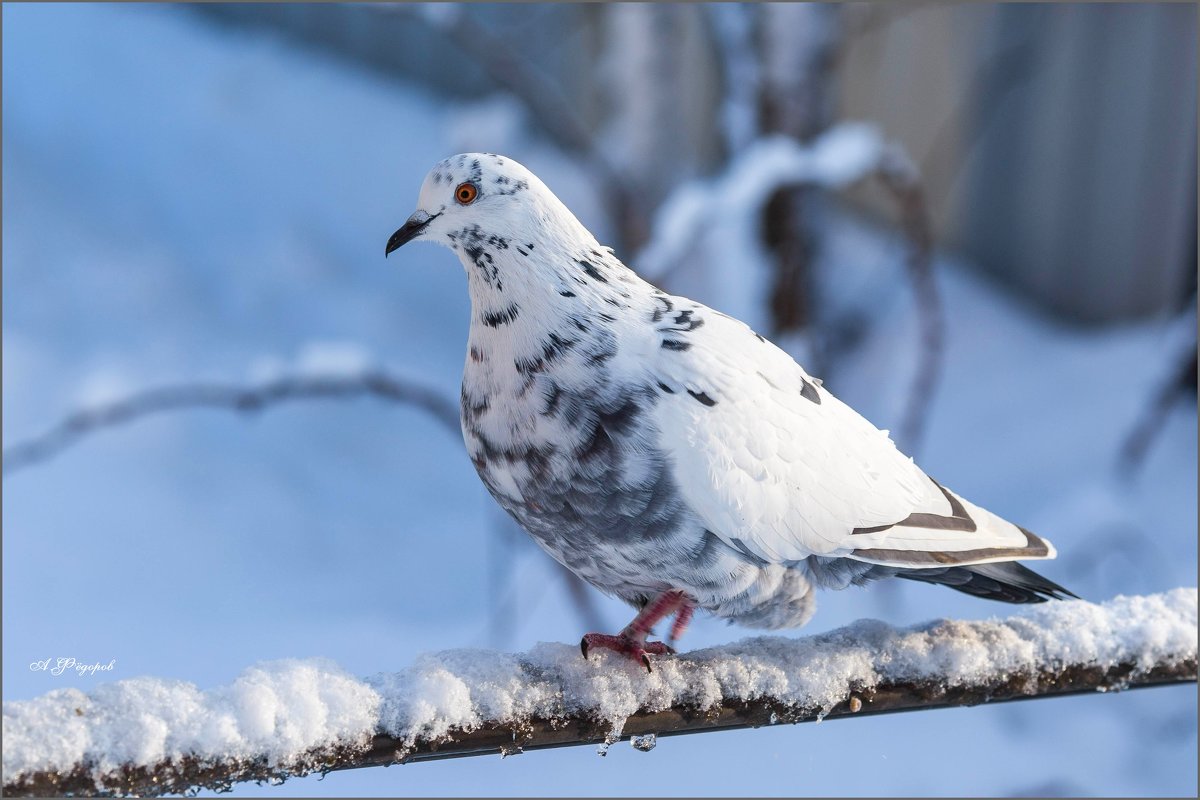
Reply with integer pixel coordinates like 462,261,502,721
668,599,695,645
580,633,675,672
579,589,696,672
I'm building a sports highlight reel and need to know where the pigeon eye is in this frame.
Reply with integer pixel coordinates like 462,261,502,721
455,182,479,205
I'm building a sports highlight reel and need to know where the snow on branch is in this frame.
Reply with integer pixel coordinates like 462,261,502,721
2,370,460,477
638,124,891,285
5,590,1195,797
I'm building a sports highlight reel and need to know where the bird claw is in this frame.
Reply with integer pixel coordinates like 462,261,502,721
580,633,673,671
645,641,676,656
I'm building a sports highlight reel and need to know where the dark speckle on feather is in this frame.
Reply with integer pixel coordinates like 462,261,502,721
687,389,717,407
542,382,563,416
651,295,674,323
461,387,490,421
481,303,520,327
800,378,822,405
576,420,614,462
516,332,577,375
492,177,529,197
672,310,704,331
544,331,577,360
597,396,640,436
578,259,608,283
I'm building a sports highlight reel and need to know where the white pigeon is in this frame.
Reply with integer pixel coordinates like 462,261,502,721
387,153,1074,670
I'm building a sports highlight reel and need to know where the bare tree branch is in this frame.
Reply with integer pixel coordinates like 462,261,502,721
2,372,460,477
635,127,944,455
756,5,841,339
875,145,943,455
1118,341,1198,474
2,367,614,645
395,6,649,254
6,656,1193,798
559,560,609,633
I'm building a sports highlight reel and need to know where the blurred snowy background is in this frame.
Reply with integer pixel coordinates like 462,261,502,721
3,3,1196,796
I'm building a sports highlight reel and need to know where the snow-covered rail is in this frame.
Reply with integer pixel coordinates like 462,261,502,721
4,590,1195,797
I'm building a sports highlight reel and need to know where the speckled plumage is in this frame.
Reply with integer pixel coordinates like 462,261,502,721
387,153,1072,638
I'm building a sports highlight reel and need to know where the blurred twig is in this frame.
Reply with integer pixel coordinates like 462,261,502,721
705,4,761,158
559,561,607,633
1118,341,1198,474
757,5,841,339
4,366,611,643
484,509,524,648
481,511,608,648
875,146,943,455
400,6,648,253
637,127,944,455
701,3,942,451
2,372,460,477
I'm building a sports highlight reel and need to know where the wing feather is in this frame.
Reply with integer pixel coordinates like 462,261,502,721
645,301,1054,567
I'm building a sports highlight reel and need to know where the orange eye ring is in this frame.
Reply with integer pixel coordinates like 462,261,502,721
455,182,479,205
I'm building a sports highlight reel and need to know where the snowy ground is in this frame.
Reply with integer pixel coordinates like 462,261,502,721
3,4,1196,797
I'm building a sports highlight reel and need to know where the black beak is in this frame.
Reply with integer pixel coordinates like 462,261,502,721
385,211,439,257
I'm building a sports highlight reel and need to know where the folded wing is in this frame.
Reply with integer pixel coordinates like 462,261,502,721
646,301,1054,568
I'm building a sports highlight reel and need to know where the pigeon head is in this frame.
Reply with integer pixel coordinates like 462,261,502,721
386,153,592,261
388,152,632,326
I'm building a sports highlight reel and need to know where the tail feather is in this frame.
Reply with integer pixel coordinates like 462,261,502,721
897,561,1078,604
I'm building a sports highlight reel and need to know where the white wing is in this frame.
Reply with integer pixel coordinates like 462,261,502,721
642,299,1054,568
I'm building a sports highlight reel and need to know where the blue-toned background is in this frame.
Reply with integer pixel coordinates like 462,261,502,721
4,4,1196,796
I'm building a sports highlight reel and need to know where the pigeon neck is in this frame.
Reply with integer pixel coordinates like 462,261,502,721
460,226,634,331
